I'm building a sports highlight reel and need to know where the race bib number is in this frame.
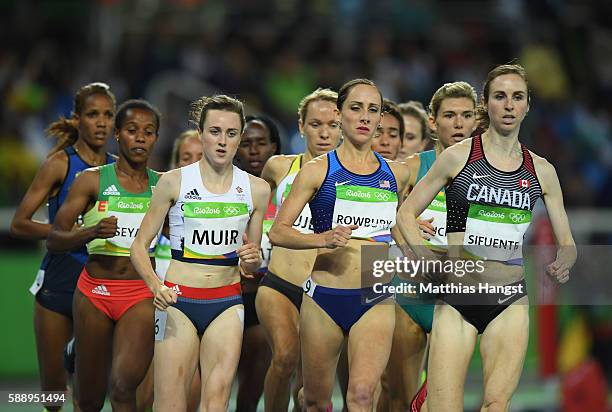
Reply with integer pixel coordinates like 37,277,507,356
29,269,45,296
105,197,156,253
333,185,397,240
260,220,273,269
283,183,313,234
463,204,531,262
154,309,168,341
302,277,316,298
183,202,249,258
419,191,447,250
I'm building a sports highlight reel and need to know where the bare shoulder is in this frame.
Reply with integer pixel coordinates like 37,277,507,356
301,153,328,176
158,168,181,185
530,150,554,173
387,159,411,184
70,167,101,196
441,138,471,169
269,154,297,173
404,153,421,173
529,150,557,190
40,150,69,180
249,174,272,194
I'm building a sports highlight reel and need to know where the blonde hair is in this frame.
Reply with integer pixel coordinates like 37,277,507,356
170,130,200,169
428,81,477,119
297,88,338,124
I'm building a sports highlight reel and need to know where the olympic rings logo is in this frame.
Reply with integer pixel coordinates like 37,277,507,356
223,206,241,215
375,192,390,201
509,213,527,223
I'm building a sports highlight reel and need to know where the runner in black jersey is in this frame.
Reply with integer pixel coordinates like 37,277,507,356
397,64,576,411
10,83,116,411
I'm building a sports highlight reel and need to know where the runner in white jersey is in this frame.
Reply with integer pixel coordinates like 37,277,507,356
131,95,270,411
138,129,203,412
258,88,341,412
397,64,576,411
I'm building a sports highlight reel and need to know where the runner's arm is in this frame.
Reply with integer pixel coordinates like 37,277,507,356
131,171,178,292
396,148,456,253
237,176,271,274
10,153,67,239
47,170,107,252
538,159,576,283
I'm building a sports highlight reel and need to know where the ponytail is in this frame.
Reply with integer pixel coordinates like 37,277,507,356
45,117,79,156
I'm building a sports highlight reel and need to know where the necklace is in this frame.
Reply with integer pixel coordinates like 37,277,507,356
74,145,104,166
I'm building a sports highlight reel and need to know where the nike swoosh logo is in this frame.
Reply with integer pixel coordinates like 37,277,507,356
364,295,386,304
498,293,516,304
472,173,490,180
335,180,351,186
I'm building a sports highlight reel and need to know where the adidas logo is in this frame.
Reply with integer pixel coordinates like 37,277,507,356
185,188,201,200
103,184,120,196
91,284,111,296
171,285,182,295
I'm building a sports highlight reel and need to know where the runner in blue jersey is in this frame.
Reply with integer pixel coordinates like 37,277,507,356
397,64,576,411
10,82,115,411
269,79,414,412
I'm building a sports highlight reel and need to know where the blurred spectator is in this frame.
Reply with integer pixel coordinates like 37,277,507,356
0,0,610,207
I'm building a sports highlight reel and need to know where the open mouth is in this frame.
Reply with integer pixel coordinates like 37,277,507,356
131,147,147,154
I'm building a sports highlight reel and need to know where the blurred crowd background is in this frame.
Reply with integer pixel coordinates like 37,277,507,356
0,0,610,410
1,0,612,207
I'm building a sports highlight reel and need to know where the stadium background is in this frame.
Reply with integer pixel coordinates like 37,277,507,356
0,0,610,410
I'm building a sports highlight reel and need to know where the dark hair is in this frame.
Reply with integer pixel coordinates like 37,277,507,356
245,115,282,155
398,101,429,143
382,99,405,143
190,95,246,132
115,99,162,133
46,82,116,156
477,63,530,130
170,130,200,169
337,78,383,111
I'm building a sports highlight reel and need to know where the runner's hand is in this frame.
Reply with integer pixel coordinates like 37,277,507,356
153,283,177,310
417,217,435,240
546,258,571,284
322,225,358,249
93,216,117,239
237,233,261,274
